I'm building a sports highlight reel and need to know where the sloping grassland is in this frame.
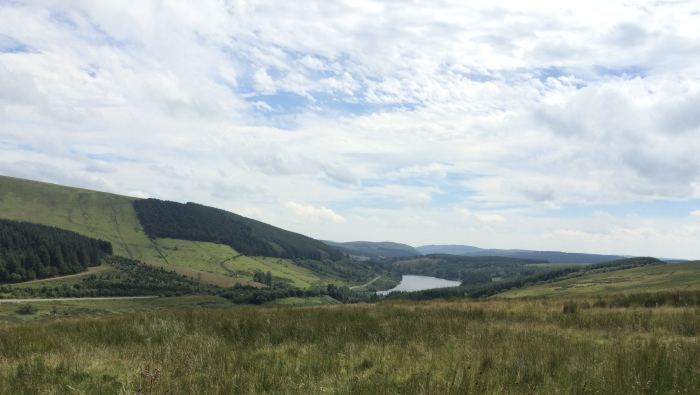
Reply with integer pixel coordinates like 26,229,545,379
0,175,159,261
499,260,700,298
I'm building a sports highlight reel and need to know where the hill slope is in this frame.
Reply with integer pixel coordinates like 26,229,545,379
415,245,483,255
134,199,342,261
0,175,379,287
323,240,422,258
0,175,159,261
498,260,700,298
417,244,626,263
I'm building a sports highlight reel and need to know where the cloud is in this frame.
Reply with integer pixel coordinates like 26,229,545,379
610,226,658,241
458,208,505,223
543,229,611,242
284,201,346,223
1,0,700,258
127,190,149,199
692,210,700,220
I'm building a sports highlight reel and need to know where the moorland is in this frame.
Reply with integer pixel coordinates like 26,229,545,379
1,174,699,394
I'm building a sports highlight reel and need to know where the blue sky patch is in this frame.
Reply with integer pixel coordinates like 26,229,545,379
0,35,29,53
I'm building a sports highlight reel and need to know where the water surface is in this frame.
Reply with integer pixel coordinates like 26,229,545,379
377,275,461,295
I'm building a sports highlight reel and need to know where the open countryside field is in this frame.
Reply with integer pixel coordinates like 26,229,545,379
500,260,700,298
0,295,238,324
151,239,327,288
142,260,264,288
1,297,700,393
228,256,338,288
151,238,239,275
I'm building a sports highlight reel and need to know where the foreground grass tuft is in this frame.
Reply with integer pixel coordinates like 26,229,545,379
1,298,700,393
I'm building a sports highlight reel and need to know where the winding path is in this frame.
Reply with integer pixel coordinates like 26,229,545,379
350,276,382,289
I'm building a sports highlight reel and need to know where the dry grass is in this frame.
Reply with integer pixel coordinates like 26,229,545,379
1,296,699,394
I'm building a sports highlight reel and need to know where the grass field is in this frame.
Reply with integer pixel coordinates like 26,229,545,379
150,238,238,275
149,239,327,288
143,261,265,288
0,295,237,324
275,295,343,307
500,260,700,298
1,297,700,394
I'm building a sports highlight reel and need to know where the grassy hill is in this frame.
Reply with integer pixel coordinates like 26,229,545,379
0,175,381,288
0,175,158,261
498,260,700,298
135,199,343,261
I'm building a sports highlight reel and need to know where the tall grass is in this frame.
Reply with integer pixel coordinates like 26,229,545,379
1,298,700,394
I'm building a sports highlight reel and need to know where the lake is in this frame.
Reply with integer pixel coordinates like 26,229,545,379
376,275,462,295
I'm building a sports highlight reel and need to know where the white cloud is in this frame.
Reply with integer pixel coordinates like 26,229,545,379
458,208,505,223
543,229,611,242
1,0,700,258
285,202,346,223
691,210,700,220
611,226,658,241
127,190,150,199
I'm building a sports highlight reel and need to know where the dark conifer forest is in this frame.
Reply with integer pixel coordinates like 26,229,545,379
134,199,342,261
0,219,112,282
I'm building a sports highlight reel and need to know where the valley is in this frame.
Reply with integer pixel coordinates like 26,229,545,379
1,174,699,394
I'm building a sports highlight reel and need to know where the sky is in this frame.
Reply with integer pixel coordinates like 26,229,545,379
1,0,699,259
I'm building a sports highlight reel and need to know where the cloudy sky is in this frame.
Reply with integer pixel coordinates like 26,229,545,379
1,0,699,259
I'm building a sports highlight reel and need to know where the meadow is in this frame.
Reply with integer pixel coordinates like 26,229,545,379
2,295,700,394
500,260,700,298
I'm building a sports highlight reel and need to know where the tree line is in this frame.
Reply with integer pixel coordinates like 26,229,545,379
0,219,112,283
134,199,343,261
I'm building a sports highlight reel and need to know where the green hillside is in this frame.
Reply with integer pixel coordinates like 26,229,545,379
499,260,700,298
134,199,342,261
0,175,159,261
0,176,381,288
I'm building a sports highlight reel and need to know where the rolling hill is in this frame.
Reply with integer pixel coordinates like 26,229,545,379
0,175,379,288
416,244,627,263
498,260,700,298
323,240,423,258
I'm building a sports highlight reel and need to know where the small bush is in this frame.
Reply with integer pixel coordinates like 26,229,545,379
562,301,578,314
16,304,37,315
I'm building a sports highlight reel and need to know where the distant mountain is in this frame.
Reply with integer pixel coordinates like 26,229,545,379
416,244,629,264
462,249,626,264
323,241,423,258
416,245,483,255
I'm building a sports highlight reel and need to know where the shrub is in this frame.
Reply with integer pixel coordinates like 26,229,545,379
562,301,578,314
16,303,37,315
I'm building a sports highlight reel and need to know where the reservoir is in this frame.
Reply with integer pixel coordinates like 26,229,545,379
377,275,462,295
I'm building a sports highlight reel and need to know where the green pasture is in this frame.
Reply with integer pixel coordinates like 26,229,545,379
227,255,332,288
151,238,238,275
274,295,342,307
0,295,235,324
500,260,700,298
